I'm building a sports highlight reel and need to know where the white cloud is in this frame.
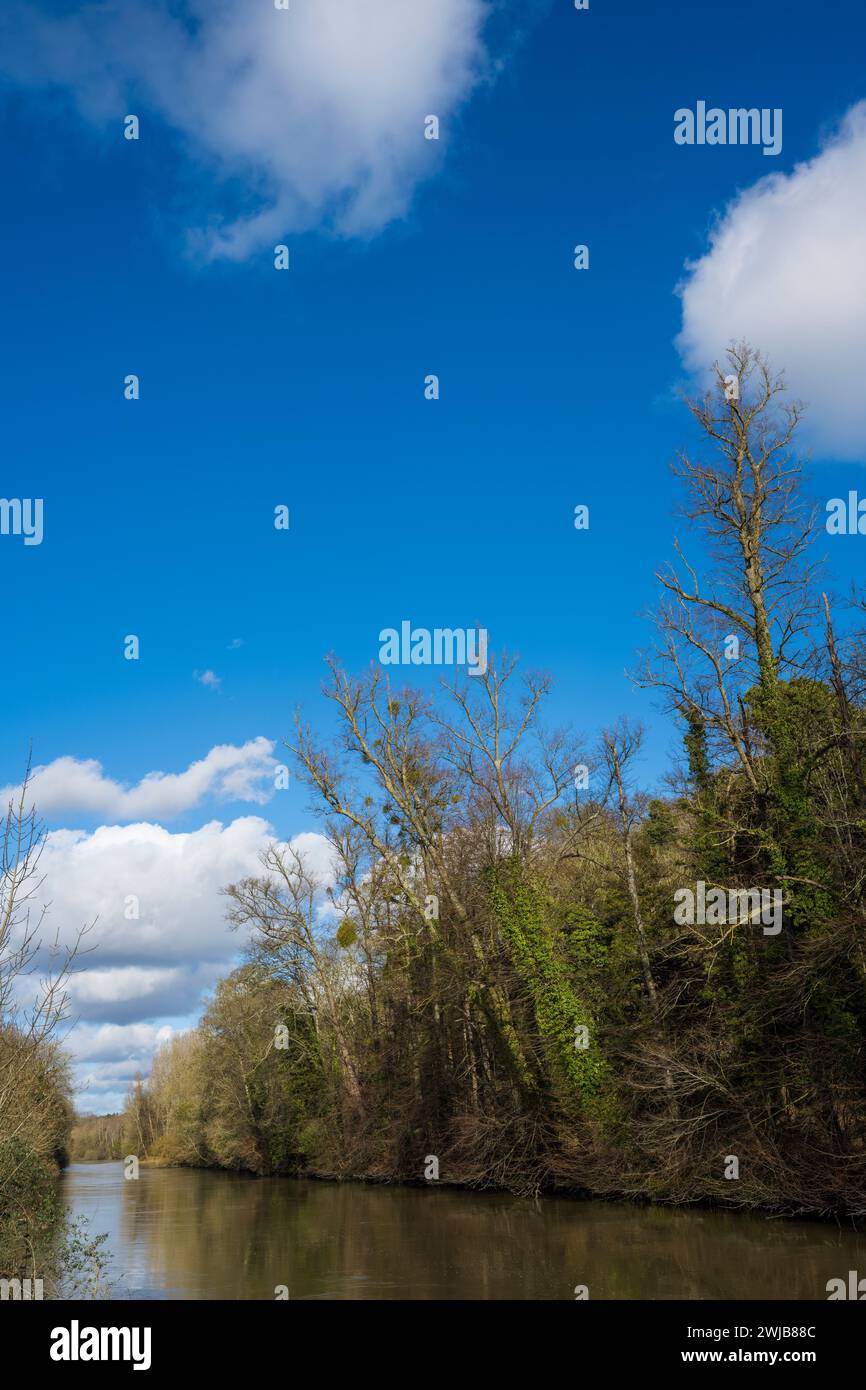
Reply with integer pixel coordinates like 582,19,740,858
70,1021,176,1065
67,1022,178,1113
676,101,866,461
69,965,189,1009
0,0,491,259
34,816,336,1107
195,669,222,691
0,738,278,820
40,817,277,977
289,829,341,889
28,817,336,1016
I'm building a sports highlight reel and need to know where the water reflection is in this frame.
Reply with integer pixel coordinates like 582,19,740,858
62,1162,866,1300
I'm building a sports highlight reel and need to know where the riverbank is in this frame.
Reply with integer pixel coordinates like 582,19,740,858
114,1154,862,1228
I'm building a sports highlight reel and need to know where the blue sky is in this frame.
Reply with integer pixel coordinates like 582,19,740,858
1,0,865,1110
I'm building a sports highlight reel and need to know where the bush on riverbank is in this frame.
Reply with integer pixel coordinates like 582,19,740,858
0,776,109,1294
0,1024,76,1280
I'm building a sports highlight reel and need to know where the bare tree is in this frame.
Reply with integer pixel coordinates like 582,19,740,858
634,343,819,784
601,724,660,1012
437,655,593,869
0,764,89,1161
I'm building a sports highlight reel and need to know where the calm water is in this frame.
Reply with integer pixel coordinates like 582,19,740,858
62,1162,866,1300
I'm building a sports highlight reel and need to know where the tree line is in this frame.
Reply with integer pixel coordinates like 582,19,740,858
104,347,866,1214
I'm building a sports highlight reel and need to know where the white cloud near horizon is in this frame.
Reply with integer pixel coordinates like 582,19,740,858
67,1022,179,1114
0,738,278,820
677,101,866,462
11,813,339,1024
39,816,282,981
69,1021,177,1065
0,0,491,259
29,816,339,1108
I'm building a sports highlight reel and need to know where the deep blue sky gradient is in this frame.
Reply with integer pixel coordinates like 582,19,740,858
1,0,864,834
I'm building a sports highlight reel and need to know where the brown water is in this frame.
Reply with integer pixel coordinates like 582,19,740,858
62,1162,866,1300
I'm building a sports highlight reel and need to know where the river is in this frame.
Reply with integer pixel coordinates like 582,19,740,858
61,1161,866,1300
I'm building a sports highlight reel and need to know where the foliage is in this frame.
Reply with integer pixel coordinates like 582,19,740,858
125,349,866,1215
